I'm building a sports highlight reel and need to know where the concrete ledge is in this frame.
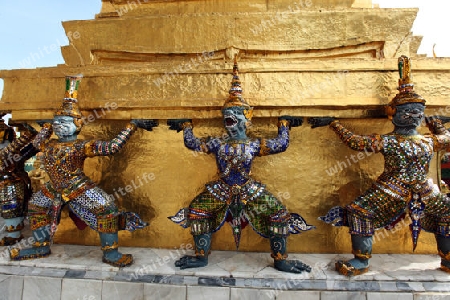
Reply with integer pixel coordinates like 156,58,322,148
0,244,450,299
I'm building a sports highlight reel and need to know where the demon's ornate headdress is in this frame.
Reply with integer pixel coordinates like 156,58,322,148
54,75,84,130
222,57,253,120
386,55,426,119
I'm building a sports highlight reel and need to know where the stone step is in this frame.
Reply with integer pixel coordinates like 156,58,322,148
0,244,449,300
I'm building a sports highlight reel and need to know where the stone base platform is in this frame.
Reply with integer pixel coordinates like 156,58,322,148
0,244,450,300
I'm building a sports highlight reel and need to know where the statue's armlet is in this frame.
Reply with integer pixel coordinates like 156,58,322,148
85,123,137,157
31,123,52,152
330,120,382,152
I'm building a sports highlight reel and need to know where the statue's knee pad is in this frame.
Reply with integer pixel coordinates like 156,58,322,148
29,214,51,230
97,215,119,233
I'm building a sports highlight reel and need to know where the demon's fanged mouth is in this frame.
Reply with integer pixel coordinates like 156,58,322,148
224,115,238,128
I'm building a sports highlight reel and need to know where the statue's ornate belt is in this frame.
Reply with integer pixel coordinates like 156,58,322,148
205,179,266,204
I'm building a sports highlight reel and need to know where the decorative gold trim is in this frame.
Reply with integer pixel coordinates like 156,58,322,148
84,141,96,157
127,123,137,131
438,249,450,261
101,241,119,252
102,254,133,267
29,215,50,231
277,119,289,128
271,252,288,261
33,241,50,247
352,249,372,260
182,122,193,130
5,221,24,232
243,109,253,121
9,248,19,259
440,264,450,273
335,261,369,276
195,249,211,257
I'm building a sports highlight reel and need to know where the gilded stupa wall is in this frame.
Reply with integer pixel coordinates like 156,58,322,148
1,0,450,254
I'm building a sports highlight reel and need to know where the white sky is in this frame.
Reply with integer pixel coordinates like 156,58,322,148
0,1,449,97
375,0,450,57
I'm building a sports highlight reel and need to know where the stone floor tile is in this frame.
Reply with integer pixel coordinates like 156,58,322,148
276,290,321,300
218,252,267,274
230,287,275,300
187,286,230,300
414,293,450,300
61,278,102,300
422,282,450,293
102,281,144,300
367,292,413,300
0,275,23,300
144,283,186,300
321,291,366,300
23,276,62,300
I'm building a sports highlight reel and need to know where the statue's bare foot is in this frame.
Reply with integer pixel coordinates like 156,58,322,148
175,255,208,269
274,259,311,273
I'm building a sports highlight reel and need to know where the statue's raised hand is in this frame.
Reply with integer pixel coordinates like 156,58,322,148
308,117,335,128
167,119,192,132
279,116,303,128
425,115,450,125
131,119,158,131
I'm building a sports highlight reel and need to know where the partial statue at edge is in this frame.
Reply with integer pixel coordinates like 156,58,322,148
9,75,157,267
168,58,314,273
0,117,37,246
309,55,450,276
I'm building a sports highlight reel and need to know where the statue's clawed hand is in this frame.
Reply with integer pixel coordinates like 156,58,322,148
308,117,335,128
279,116,303,128
131,119,158,131
167,119,192,132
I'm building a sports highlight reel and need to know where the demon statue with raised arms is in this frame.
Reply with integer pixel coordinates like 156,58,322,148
10,75,157,267
169,59,314,273
310,55,450,276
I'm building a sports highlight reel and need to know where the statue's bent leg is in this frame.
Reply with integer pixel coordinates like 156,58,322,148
247,192,312,273
10,215,51,260
1,217,24,246
436,234,450,273
69,187,134,267
0,178,27,246
99,232,133,267
335,234,372,276
270,235,311,273
10,191,52,260
336,212,373,276
419,193,450,273
174,192,225,269
175,232,211,269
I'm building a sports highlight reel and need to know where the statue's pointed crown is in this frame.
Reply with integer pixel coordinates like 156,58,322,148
54,75,83,119
222,57,253,119
389,55,425,107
